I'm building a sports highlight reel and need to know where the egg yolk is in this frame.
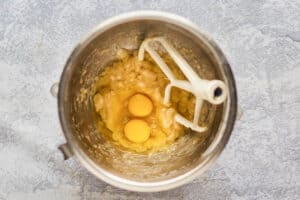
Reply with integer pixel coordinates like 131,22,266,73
128,94,153,117
124,119,150,143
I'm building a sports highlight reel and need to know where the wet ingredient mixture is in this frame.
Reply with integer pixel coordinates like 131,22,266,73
93,50,196,153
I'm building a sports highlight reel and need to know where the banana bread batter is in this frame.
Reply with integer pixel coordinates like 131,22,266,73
93,50,196,153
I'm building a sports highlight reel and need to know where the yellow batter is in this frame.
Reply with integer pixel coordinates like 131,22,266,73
93,50,195,153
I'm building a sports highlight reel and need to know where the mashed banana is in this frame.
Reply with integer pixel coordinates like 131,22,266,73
93,50,195,153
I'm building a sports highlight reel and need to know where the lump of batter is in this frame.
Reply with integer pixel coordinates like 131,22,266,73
93,50,195,153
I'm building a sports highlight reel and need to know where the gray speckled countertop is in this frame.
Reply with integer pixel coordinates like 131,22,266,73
0,0,299,199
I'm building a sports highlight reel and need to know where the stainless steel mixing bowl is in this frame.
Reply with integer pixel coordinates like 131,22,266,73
57,11,237,192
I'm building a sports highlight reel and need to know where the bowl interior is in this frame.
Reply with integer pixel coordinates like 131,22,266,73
60,19,230,182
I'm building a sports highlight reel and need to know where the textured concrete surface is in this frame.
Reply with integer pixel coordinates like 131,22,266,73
0,0,299,199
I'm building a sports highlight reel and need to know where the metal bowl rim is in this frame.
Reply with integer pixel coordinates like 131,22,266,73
58,10,237,192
